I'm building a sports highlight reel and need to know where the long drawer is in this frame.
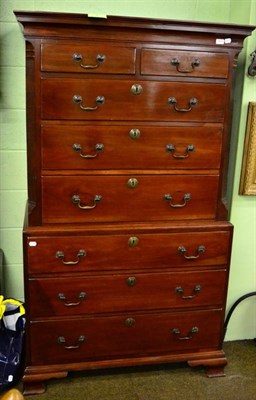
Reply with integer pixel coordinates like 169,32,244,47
29,270,227,317
26,229,231,273
29,309,223,365
41,175,219,223
41,78,227,122
41,125,223,170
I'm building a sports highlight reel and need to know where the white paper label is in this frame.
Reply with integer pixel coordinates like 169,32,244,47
28,241,37,247
216,38,232,45
88,13,107,19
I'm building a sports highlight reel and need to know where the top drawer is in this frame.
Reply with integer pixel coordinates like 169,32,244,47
41,43,136,74
141,49,229,78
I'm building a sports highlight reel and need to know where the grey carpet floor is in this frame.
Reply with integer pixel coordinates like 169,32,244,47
22,340,256,399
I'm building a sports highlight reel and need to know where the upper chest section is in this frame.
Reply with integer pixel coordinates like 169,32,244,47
18,12,251,81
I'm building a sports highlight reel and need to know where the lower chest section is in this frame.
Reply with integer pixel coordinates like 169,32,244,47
25,223,232,365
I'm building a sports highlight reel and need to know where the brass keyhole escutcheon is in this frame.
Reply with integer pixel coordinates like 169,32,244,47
125,318,136,327
126,276,137,287
129,128,141,139
127,178,138,188
131,84,143,95
128,236,139,247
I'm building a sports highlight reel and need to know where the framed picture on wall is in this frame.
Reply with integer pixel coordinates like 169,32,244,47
239,102,256,195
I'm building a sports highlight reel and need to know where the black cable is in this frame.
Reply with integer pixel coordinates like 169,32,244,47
223,291,256,340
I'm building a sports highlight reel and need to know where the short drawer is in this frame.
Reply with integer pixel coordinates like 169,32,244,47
141,49,229,78
26,229,232,273
29,269,227,317
41,174,219,223
29,309,223,365
41,43,136,74
41,124,223,170
41,78,227,122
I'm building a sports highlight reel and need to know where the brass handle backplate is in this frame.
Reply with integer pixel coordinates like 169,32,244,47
56,249,86,265
172,326,199,340
72,143,104,158
57,335,86,349
178,245,205,259
72,194,102,210
168,97,198,112
166,144,195,159
164,193,191,208
175,285,201,299
58,291,87,306
72,52,106,69
73,94,105,111
171,57,200,73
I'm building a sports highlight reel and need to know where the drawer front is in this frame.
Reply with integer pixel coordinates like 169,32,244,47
41,43,136,74
29,270,227,317
42,125,223,170
42,175,219,223
41,78,226,122
141,49,229,78
29,309,223,365
26,230,231,273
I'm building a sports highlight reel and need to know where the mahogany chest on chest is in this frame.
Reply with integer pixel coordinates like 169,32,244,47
15,11,254,394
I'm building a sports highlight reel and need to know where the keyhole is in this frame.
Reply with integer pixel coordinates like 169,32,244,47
127,178,139,188
128,236,139,247
131,84,143,95
129,128,141,139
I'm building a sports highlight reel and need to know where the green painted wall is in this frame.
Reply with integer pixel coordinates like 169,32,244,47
227,0,256,340
0,0,255,340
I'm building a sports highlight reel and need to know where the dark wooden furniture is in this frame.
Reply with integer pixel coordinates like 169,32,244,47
15,11,254,394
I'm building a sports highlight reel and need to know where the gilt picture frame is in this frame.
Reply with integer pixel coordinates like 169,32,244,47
239,102,256,195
